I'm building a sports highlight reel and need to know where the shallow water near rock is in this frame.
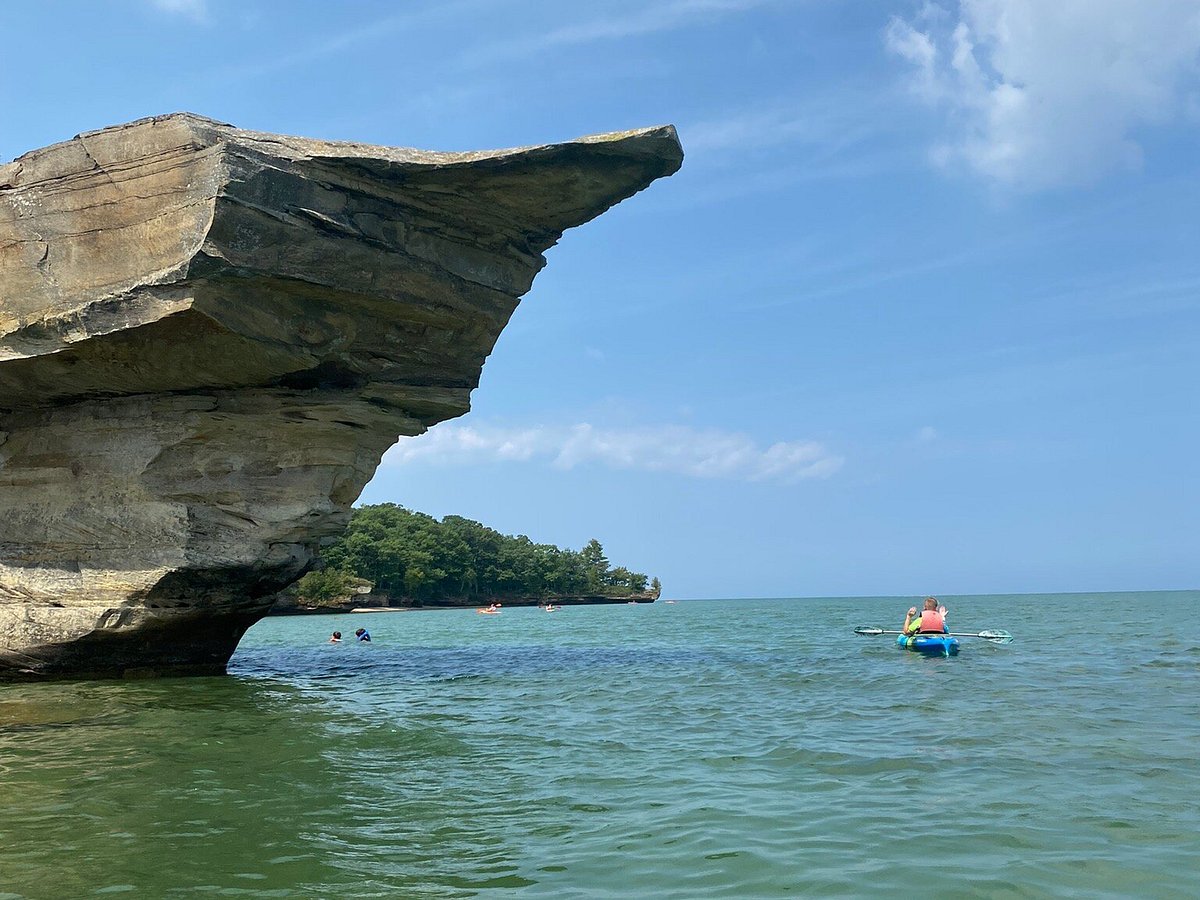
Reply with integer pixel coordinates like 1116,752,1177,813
1,591,1197,898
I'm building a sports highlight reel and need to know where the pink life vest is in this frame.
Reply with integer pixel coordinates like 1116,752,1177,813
918,610,945,632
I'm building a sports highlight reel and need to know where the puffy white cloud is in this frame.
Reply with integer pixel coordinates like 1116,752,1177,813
383,422,843,483
886,0,1200,188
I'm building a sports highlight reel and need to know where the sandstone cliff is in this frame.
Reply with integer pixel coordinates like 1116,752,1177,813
0,114,681,678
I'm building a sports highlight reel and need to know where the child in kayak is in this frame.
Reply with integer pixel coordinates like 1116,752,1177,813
904,597,949,634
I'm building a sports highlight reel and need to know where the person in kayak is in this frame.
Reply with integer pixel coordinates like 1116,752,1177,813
903,597,949,634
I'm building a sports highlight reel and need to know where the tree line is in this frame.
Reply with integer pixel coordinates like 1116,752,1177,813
294,503,659,606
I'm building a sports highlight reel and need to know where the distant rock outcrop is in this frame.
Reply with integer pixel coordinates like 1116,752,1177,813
0,114,682,679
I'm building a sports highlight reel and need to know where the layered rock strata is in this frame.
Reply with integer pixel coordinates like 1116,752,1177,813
0,113,681,678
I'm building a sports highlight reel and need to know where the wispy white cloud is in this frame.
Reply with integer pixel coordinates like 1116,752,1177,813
383,422,843,483
149,0,207,20
471,0,779,65
198,1,489,87
886,0,1200,189
655,89,896,208
683,91,883,159
537,0,774,44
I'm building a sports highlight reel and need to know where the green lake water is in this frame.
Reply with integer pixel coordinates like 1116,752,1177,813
1,591,1197,898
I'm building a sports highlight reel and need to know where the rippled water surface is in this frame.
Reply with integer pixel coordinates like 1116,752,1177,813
2,592,1198,898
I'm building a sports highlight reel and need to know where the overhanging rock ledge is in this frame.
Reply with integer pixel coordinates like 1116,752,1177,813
0,113,682,679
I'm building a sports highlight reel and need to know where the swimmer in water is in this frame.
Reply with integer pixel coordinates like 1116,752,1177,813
355,628,371,642
329,631,342,643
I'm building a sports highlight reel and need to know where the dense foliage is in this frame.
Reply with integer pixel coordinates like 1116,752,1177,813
294,504,656,606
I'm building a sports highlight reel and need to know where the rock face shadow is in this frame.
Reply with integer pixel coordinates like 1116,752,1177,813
0,113,683,679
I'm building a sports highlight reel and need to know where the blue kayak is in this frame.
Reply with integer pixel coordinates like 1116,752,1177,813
897,633,960,656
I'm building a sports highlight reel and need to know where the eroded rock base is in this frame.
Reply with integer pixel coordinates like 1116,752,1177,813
0,605,264,681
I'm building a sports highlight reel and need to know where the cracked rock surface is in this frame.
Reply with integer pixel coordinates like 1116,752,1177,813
0,113,682,679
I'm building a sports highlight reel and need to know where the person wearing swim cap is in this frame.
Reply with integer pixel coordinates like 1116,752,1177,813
903,597,949,634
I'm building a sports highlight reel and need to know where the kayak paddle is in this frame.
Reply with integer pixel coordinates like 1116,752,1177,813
853,626,1014,644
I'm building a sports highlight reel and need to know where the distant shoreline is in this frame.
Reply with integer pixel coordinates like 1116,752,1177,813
269,594,658,616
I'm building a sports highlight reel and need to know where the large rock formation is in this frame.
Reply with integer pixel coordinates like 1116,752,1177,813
0,113,681,679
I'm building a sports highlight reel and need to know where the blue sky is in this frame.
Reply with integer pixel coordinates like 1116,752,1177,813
4,1,1196,597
